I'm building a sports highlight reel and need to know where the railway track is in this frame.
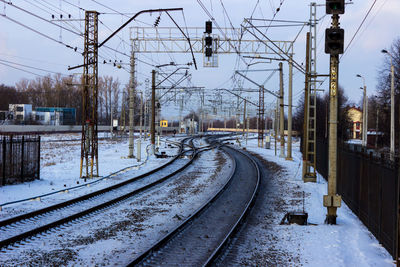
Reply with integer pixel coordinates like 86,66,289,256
0,137,214,250
129,143,260,266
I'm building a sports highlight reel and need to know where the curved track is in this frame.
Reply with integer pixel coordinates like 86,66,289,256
0,137,213,250
129,144,260,266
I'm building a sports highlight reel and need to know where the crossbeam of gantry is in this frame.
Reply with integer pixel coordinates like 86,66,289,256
130,27,293,55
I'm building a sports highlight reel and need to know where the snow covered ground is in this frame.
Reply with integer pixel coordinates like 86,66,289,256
0,132,395,266
0,133,180,218
0,134,233,266
230,134,394,266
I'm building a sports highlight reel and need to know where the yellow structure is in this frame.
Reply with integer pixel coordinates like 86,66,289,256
160,120,168,127
207,128,299,136
347,106,362,139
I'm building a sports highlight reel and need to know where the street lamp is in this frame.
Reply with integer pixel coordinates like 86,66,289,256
356,74,367,147
381,49,395,160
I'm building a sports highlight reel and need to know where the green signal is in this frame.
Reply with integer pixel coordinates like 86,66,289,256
326,0,345,14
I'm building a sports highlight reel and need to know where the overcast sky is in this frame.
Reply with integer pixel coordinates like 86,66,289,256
0,0,399,119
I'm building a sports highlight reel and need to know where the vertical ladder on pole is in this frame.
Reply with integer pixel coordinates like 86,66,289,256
304,3,317,182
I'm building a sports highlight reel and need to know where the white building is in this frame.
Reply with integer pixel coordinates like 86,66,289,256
8,104,32,122
31,110,63,125
180,119,198,134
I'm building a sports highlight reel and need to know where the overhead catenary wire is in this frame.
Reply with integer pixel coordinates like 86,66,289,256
88,1,172,68
1,0,83,36
0,52,69,67
0,61,44,77
0,59,68,75
0,13,81,53
60,0,85,11
340,0,378,59
316,0,379,89
21,0,83,35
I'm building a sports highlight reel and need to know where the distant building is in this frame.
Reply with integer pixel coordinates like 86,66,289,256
35,107,76,125
346,106,362,139
6,105,76,125
180,119,198,134
8,104,32,123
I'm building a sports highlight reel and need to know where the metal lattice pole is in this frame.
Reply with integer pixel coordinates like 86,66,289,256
128,42,136,158
80,11,98,178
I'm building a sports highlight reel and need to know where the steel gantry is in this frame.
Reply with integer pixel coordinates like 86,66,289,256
130,27,293,56
130,26,294,143
80,11,99,178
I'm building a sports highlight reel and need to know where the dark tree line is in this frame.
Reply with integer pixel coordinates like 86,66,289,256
293,86,352,142
369,38,400,148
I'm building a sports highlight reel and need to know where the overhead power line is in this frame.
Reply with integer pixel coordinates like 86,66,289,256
0,61,43,77
0,13,81,53
0,59,67,75
341,0,378,59
60,0,85,11
1,0,82,36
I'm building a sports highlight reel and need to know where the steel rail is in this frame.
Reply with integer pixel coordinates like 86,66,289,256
128,140,260,266
203,146,261,266
0,138,186,226
0,138,207,249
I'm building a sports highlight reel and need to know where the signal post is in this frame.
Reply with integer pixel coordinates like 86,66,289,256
323,0,344,224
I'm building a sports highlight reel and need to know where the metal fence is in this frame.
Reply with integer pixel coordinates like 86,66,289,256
1,135,41,186
316,138,398,259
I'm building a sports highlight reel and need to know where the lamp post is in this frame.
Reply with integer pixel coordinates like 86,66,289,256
381,49,395,160
356,74,367,147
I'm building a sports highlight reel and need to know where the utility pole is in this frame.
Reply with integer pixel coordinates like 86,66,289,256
357,74,367,147
80,11,99,178
151,70,156,154
236,96,239,134
139,91,143,139
258,85,265,148
325,50,341,224
323,0,345,224
246,116,249,145
375,108,379,149
391,60,395,160
286,57,293,160
121,91,126,133
128,45,135,158
274,105,278,156
243,99,247,137
363,88,368,147
279,62,285,158
382,49,396,160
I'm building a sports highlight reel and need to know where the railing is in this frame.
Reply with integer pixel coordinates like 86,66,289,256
316,138,398,259
0,135,40,186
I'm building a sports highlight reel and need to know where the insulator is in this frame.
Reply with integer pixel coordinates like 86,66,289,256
154,16,161,27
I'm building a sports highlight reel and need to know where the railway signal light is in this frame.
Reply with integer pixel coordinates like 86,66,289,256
325,28,344,55
204,21,213,58
205,47,212,57
205,36,213,47
326,0,345,15
205,20,212,34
